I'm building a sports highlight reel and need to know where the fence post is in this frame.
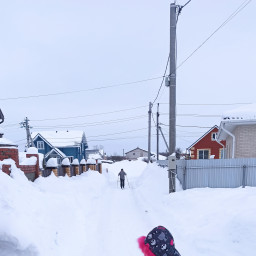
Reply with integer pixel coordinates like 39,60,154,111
242,165,246,188
182,166,186,190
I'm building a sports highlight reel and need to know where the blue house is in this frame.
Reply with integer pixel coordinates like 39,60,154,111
32,130,88,164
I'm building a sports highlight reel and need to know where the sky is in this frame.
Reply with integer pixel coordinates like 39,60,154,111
0,0,255,155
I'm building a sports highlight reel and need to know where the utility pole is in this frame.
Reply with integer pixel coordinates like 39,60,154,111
169,2,178,156
148,102,152,163
156,103,159,160
20,117,35,149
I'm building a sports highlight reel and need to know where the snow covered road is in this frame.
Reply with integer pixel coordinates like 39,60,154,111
1,159,256,256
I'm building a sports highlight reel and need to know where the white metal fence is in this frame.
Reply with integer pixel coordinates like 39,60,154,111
157,158,256,190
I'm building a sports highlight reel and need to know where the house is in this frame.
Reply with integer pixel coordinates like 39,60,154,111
187,125,226,160
217,104,256,158
32,130,88,164
125,147,148,160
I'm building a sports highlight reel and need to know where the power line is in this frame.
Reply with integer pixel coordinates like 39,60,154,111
33,115,147,129
160,102,252,106
152,0,252,104
152,55,170,105
0,77,163,102
176,0,252,70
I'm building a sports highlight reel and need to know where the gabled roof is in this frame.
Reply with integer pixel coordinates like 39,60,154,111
187,125,219,150
32,130,85,148
45,148,66,159
125,147,148,154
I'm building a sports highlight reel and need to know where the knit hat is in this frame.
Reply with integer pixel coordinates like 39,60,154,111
138,226,181,256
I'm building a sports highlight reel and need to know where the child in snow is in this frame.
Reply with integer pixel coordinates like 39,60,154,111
138,226,181,256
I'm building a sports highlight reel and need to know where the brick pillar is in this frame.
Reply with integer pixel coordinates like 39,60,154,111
26,154,40,179
2,164,11,175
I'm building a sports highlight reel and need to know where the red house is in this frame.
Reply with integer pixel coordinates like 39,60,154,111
187,125,226,160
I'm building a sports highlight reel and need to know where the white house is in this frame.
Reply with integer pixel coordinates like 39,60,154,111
217,104,256,158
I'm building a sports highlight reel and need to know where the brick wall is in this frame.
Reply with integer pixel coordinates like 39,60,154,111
2,164,11,175
0,148,19,163
235,125,256,158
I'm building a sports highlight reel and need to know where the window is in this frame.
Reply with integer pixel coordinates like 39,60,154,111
211,132,218,141
133,153,135,156
37,141,44,149
198,150,209,159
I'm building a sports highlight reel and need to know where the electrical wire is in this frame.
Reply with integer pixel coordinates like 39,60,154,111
0,76,163,102
176,0,252,70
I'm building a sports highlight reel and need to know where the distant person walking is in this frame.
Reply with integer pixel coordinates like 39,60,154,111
118,168,127,189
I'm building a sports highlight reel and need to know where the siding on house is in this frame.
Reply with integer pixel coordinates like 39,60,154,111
227,125,256,158
126,148,148,160
189,127,226,160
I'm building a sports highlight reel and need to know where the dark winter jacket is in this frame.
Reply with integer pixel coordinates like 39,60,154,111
118,170,126,180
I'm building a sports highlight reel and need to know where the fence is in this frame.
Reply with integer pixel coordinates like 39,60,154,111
157,158,256,190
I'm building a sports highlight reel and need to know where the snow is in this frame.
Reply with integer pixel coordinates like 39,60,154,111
222,103,256,120
62,158,70,166
80,159,86,165
1,159,256,255
71,158,79,165
46,158,58,168
27,147,38,154
20,156,37,166
86,158,96,164
31,130,84,147
88,153,102,160
0,137,16,146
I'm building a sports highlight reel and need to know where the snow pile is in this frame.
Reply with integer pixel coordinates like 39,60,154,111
80,159,86,165
71,158,79,165
46,158,58,167
0,159,256,255
87,159,96,164
222,103,256,120
62,158,70,166
88,153,102,160
27,147,38,154
20,156,37,166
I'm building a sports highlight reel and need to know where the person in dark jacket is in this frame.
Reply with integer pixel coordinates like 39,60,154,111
138,226,181,256
118,168,127,189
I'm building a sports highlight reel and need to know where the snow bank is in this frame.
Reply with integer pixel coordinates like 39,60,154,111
1,158,256,256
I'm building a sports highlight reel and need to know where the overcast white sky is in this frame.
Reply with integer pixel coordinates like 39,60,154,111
0,0,255,156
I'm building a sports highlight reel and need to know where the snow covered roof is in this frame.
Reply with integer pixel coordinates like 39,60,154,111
218,104,256,141
32,130,85,147
222,103,256,121
88,153,102,160
125,147,148,154
0,137,17,147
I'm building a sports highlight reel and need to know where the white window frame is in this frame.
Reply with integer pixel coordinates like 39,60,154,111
198,149,210,159
211,132,218,141
37,141,44,149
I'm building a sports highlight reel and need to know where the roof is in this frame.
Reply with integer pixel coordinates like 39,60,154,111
125,147,148,154
217,104,256,141
187,125,219,150
222,103,256,121
32,130,85,147
217,119,256,141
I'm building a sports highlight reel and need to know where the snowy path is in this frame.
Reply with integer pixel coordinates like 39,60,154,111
88,177,150,256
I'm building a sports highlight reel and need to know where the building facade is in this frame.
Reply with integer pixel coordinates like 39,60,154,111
188,125,226,160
